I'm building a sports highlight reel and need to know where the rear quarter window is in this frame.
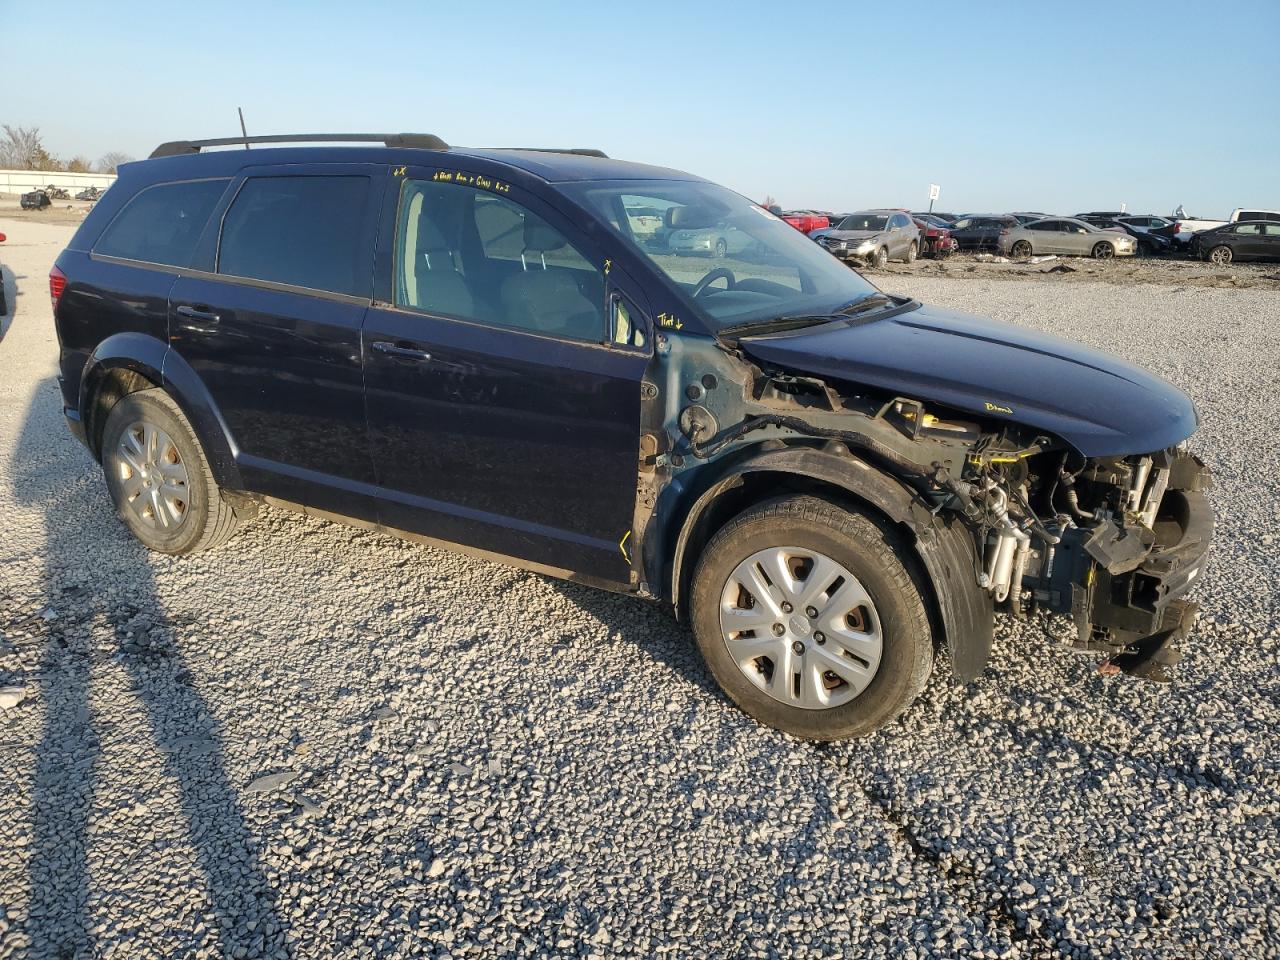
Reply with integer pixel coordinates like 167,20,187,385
94,179,228,267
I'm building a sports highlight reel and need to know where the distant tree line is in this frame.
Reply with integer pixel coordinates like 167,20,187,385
0,125,133,174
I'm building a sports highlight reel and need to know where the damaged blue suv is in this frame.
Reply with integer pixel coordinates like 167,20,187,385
52,133,1212,739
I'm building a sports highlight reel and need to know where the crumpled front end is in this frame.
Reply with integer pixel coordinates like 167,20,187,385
1031,449,1213,680
965,445,1214,682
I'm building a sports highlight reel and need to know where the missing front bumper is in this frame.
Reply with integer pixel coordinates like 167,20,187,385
1048,454,1213,681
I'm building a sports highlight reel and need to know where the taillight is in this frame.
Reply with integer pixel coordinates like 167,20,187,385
49,265,67,312
1172,221,1181,232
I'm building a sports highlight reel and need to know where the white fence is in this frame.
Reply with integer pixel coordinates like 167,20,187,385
0,168,117,197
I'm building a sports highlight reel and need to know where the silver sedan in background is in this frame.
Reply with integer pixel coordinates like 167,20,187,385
1000,217,1138,259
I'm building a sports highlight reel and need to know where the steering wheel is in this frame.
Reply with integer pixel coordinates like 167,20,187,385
691,267,736,299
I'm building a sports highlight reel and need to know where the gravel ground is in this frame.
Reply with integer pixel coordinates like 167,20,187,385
871,250,1280,290
1,219,1278,960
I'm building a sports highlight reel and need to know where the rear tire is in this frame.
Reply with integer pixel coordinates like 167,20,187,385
689,495,933,740
100,389,243,554
1208,245,1232,266
1011,239,1033,260
1092,241,1115,260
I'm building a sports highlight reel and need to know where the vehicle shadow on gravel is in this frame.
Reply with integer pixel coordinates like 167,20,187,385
543,578,726,703
10,380,287,958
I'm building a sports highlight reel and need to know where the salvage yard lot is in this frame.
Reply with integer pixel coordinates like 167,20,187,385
1,219,1277,959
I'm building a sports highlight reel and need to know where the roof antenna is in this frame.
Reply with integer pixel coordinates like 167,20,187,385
238,107,250,150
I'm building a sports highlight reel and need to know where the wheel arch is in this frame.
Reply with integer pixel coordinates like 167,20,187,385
664,443,994,681
79,333,243,490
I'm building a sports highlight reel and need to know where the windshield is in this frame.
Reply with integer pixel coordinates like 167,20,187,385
838,214,889,231
565,179,878,331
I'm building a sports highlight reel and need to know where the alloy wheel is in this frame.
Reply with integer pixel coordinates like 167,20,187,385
718,546,883,710
1209,245,1232,266
115,420,190,530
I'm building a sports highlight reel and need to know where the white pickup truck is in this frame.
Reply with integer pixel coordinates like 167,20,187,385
1170,207,1280,248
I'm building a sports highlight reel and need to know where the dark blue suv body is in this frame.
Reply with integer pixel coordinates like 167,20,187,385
52,134,1213,739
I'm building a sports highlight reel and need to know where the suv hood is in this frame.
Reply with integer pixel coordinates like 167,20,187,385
822,229,883,241
737,302,1198,457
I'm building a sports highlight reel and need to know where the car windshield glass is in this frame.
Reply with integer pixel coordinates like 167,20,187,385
839,214,889,231
566,179,878,331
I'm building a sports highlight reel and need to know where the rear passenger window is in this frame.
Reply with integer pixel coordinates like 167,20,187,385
395,179,604,343
95,179,227,267
218,176,371,297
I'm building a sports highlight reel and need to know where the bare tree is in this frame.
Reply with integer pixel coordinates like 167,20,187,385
1,125,57,170
762,194,778,210
67,155,93,173
97,151,134,175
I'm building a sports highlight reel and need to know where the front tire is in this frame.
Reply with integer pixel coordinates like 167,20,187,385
100,389,243,554
714,237,728,258
1208,244,1232,266
690,495,933,740
872,246,888,268
1092,241,1115,260
904,241,918,264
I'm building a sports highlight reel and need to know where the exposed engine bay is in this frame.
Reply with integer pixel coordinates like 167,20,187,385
640,320,1213,683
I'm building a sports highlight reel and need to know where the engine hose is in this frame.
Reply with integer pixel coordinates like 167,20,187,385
1059,485,1095,524
1008,537,1031,618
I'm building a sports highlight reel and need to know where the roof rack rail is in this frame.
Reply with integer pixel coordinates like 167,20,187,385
507,147,609,158
149,133,449,159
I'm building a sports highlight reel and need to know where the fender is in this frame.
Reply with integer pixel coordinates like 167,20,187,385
665,443,994,682
78,332,244,491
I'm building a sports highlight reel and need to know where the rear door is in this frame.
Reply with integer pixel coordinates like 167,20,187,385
1262,224,1280,260
168,163,383,518
360,165,649,584
1230,223,1265,258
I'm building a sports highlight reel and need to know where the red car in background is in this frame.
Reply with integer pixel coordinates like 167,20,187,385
766,206,830,234
912,215,956,258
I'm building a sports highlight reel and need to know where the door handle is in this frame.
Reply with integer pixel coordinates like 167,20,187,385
175,304,220,322
371,340,432,362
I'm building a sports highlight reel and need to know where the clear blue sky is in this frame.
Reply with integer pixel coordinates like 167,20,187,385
1,0,1276,217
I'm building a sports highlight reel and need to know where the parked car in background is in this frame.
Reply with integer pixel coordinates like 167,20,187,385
947,215,1018,251
1079,217,1173,255
911,211,958,223
668,220,756,258
1189,221,1280,265
21,189,51,210
911,216,956,258
1163,209,1280,250
1001,218,1138,260
1116,215,1174,234
1074,211,1128,225
813,210,921,266
781,210,830,234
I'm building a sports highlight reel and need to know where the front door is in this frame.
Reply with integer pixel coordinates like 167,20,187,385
168,164,383,518
361,167,648,584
